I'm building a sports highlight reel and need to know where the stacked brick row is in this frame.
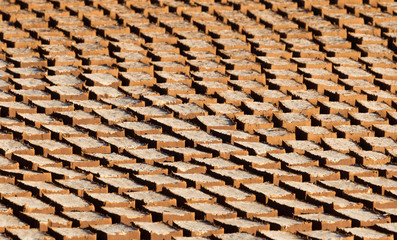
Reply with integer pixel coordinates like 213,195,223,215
0,0,395,239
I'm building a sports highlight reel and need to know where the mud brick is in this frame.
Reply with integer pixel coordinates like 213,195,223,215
336,209,390,227
96,177,147,194
251,90,291,107
95,108,137,125
118,122,161,138
156,161,206,173
10,89,50,104
268,152,318,168
119,86,159,99
334,68,375,83
235,115,273,134
81,55,116,66
183,51,221,63
210,129,258,145
18,212,71,232
125,148,174,164
265,69,304,83
259,231,306,239
282,39,319,51
175,172,227,189
134,222,183,240
241,183,295,204
365,163,397,178
225,71,264,84
228,201,277,220
174,220,223,237
47,154,99,169
0,215,29,233
256,56,297,71
254,128,295,146
349,34,387,47
145,206,194,225
77,124,123,139
300,214,351,231
3,47,39,59
0,183,31,199
364,90,397,105
273,113,311,132
357,101,395,118
83,152,134,167
324,90,366,106
325,13,365,28
53,111,100,127
370,68,397,81
63,136,110,154
341,228,392,240
72,42,108,56
277,28,313,40
328,165,378,180
48,227,96,240
84,192,134,208
357,176,397,194
39,165,91,180
360,137,397,153
346,193,397,209
210,169,263,187
231,155,280,169
111,52,150,64
2,125,49,141
101,136,146,153
251,167,303,185
280,99,320,117
306,150,355,166
165,187,216,206
283,140,323,154
8,67,45,79
61,211,111,228
227,82,267,98
318,101,358,119
372,124,397,140
214,218,269,235
254,48,292,60
38,45,74,57
175,40,214,55
164,103,208,120
134,174,186,192
175,130,222,148
357,44,394,59
259,216,312,233
30,100,73,115
301,230,354,240
151,118,198,133
154,83,195,97
119,72,155,87
0,156,18,170
321,137,362,153
318,180,370,196
124,190,176,208
289,165,341,182
189,157,241,172
271,198,324,216
203,103,243,119
44,75,82,89
46,86,88,102
186,202,237,223
77,166,127,179
0,139,34,158
326,57,363,69
288,90,327,106
81,64,118,76
89,224,140,240
83,15,117,28
143,42,180,53
3,196,54,214
198,142,249,159
138,133,184,150
56,178,107,197
309,24,347,38
11,154,61,171
8,79,46,91
349,112,388,128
